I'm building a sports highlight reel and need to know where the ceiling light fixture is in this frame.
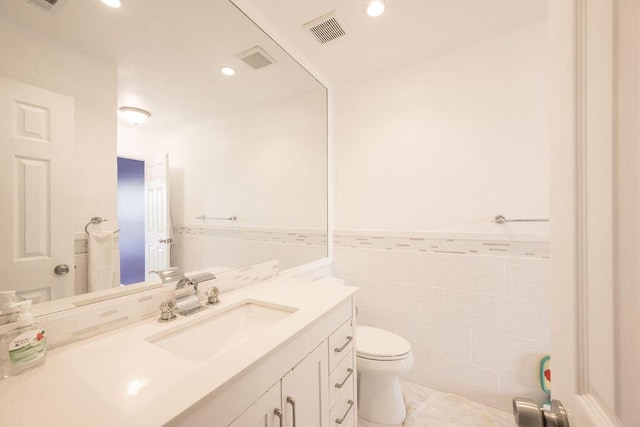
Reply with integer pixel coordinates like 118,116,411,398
119,107,151,125
365,0,386,17
100,0,122,8
220,66,236,76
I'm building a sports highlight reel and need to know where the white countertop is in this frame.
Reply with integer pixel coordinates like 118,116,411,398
0,276,357,426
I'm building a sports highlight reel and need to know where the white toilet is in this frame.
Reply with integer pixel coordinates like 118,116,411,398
356,326,414,424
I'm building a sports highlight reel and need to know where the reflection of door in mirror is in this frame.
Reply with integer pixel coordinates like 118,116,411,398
0,77,74,303
116,157,145,285
144,153,171,280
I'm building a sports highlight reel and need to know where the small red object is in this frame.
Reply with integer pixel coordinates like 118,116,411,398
544,369,551,382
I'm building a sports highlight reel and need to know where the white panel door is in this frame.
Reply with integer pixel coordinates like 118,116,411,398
546,0,637,426
145,153,170,280
0,77,74,302
281,342,329,427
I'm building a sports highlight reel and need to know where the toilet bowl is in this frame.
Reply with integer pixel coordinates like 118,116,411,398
356,326,413,425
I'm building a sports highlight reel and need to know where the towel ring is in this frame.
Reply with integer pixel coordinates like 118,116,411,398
84,217,120,235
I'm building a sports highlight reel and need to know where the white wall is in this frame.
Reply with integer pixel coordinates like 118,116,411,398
0,17,118,234
120,89,327,230
333,23,549,412
158,89,327,229
118,89,328,270
335,22,548,233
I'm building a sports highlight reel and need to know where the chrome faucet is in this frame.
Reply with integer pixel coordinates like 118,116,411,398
152,268,218,319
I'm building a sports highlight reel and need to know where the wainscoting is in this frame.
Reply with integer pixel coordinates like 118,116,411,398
333,230,549,412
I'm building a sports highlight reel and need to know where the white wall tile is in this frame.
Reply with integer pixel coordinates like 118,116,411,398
356,307,397,334
447,290,537,338
333,247,363,279
537,299,550,343
359,249,422,284
500,372,549,411
416,353,501,408
506,257,549,299
423,253,505,294
377,282,445,322
472,330,549,381
343,277,377,310
397,317,472,363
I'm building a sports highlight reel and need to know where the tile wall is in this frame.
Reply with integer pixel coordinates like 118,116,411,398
172,225,327,272
333,230,550,412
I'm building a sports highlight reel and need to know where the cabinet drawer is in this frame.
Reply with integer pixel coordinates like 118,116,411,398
329,319,354,372
329,385,355,427
329,349,354,409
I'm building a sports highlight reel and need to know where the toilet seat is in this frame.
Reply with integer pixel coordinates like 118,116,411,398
356,326,411,361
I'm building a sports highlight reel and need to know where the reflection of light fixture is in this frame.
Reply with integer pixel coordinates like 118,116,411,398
126,378,148,397
365,0,386,17
119,107,151,125
101,0,122,8
220,66,236,76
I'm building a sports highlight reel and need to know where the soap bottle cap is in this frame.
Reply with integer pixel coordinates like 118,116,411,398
0,291,16,313
14,300,34,328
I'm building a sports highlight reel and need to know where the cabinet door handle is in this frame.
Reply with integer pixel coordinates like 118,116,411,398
335,368,354,389
335,400,354,424
286,396,297,427
334,336,353,353
274,408,283,427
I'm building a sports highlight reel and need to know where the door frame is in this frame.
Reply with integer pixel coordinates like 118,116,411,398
549,0,638,425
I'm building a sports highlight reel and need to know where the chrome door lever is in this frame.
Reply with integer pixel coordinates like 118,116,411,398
513,398,569,427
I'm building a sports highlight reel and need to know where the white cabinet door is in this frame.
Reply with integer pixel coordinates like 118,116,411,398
0,76,74,302
281,341,330,427
229,382,282,427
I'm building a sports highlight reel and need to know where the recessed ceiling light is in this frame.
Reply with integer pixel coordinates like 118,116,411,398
101,0,122,8
119,107,151,125
365,0,386,17
220,66,236,76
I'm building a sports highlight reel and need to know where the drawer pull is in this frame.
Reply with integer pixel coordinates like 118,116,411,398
286,396,297,427
335,400,354,424
334,336,353,353
335,368,354,389
274,408,283,427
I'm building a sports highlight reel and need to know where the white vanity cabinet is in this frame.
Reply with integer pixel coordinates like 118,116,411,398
231,342,330,427
281,342,330,427
328,319,356,427
228,383,281,427
169,297,356,427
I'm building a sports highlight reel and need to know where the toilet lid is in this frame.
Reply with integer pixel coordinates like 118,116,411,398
356,326,411,358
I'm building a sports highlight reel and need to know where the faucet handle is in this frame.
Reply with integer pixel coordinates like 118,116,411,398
158,300,177,323
206,286,220,305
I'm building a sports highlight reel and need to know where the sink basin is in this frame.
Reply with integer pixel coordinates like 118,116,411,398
147,300,297,362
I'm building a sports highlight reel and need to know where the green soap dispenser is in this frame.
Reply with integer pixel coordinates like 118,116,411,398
1,300,47,378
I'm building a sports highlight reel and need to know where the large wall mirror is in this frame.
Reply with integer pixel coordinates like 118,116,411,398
0,0,328,312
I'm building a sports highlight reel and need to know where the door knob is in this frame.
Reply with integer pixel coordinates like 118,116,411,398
158,238,174,244
513,398,570,427
54,264,70,275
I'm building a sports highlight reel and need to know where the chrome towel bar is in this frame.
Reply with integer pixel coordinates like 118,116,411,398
195,215,237,221
493,214,549,224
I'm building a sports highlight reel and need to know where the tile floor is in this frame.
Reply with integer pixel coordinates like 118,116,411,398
358,381,515,427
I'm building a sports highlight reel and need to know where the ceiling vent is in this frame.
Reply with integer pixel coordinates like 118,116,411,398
27,0,66,12
303,11,347,44
236,46,276,70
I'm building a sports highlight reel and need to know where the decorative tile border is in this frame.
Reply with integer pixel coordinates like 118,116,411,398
174,225,328,246
0,261,279,350
334,230,549,259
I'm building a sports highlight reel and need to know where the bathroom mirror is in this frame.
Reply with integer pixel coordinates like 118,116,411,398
0,0,327,311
